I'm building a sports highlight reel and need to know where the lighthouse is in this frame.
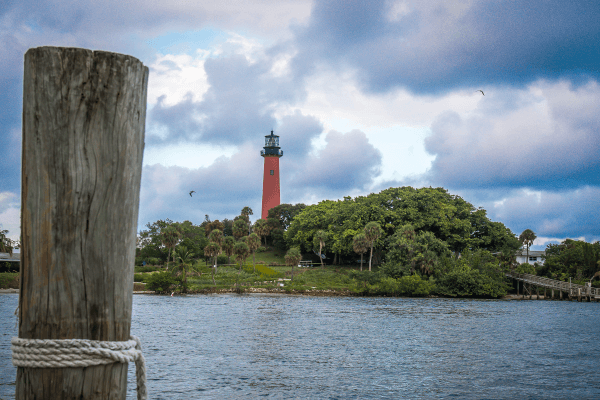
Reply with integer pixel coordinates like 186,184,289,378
260,130,283,219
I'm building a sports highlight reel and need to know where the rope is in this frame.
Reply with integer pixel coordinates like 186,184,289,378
12,335,147,400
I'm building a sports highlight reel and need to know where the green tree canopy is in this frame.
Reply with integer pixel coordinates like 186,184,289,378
286,187,519,263
538,239,600,281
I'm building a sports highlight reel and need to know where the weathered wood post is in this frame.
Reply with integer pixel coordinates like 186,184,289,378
551,289,554,299
18,47,147,399
560,290,563,300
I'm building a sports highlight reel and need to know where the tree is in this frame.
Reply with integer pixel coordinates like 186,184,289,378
247,233,261,273
267,203,307,230
208,229,224,272
285,247,302,282
241,207,253,231
519,229,537,261
233,241,250,274
173,246,195,293
205,219,224,236
314,230,327,269
353,233,369,271
0,229,13,255
222,236,236,265
233,218,249,240
364,222,383,272
538,239,600,281
253,219,269,246
161,226,181,270
203,242,221,285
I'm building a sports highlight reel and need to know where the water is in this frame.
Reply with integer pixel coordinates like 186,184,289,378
1,293,599,399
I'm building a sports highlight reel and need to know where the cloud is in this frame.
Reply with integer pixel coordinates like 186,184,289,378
290,129,382,192
0,191,20,240
140,142,263,227
147,41,304,146
276,110,324,159
424,79,600,189
139,128,383,228
454,186,600,244
292,0,600,94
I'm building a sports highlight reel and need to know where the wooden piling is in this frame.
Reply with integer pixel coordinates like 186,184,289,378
17,47,147,399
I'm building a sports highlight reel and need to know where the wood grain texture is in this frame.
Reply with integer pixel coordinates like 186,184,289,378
17,46,148,399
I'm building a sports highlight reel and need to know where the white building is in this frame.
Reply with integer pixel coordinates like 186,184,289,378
515,250,545,265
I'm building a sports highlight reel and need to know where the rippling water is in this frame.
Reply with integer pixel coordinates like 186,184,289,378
1,293,599,399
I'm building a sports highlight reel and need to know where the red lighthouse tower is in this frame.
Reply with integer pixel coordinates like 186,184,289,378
261,131,283,219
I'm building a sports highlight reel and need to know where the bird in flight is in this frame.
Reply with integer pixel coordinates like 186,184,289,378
477,90,485,96
189,191,195,197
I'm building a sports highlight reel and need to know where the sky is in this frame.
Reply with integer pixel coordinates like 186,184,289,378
1,0,599,250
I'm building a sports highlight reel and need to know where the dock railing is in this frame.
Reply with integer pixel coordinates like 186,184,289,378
506,271,600,298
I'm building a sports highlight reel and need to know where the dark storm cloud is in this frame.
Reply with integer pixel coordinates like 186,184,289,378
424,80,600,190
292,0,600,94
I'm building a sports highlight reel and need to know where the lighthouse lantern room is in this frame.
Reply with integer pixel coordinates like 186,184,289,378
261,131,283,219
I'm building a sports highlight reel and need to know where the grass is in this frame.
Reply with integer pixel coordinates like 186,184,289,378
0,272,19,289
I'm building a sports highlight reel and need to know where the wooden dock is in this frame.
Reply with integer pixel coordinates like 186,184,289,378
506,271,600,302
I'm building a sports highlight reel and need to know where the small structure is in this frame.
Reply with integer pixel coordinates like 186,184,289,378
260,131,283,219
515,250,545,265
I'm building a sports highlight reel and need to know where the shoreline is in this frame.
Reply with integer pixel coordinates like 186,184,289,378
0,288,570,300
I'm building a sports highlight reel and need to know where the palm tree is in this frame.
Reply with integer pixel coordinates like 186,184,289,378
364,222,383,272
0,230,10,254
241,206,253,234
173,246,195,293
222,236,236,265
519,229,537,262
208,229,224,273
353,233,369,271
161,226,181,270
247,233,261,273
233,218,248,240
253,219,269,246
314,230,327,269
285,247,302,282
203,242,221,285
233,241,250,274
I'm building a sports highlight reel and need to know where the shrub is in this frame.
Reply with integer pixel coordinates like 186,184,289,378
0,272,19,289
368,275,435,296
242,264,284,279
145,271,176,294
217,255,229,265
256,246,267,253
515,262,536,274
437,267,508,298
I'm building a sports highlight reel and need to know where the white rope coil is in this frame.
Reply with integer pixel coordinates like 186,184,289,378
12,335,147,400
